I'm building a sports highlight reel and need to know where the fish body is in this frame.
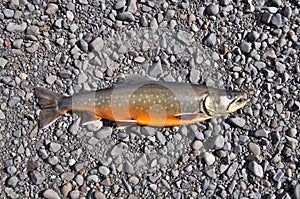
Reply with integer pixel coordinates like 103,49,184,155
35,76,247,129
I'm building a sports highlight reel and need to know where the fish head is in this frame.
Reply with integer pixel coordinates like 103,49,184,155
204,90,248,116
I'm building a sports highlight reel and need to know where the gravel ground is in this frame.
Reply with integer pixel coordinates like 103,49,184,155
0,0,300,198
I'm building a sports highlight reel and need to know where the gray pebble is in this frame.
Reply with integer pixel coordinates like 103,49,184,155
75,174,84,186
248,143,261,156
203,33,216,47
240,42,252,54
95,127,113,139
116,12,135,22
149,184,157,192
226,162,238,177
0,58,8,68
111,143,128,156
87,137,98,146
48,156,59,165
283,7,292,18
30,171,44,184
273,169,284,182
4,187,19,199
149,60,163,77
6,22,27,32
12,39,23,49
213,135,225,149
247,31,260,42
248,161,263,177
261,12,272,24
254,129,269,138
26,42,39,53
192,140,203,150
26,25,40,36
69,190,80,199
227,180,237,194
90,37,104,52
77,72,88,84
177,30,193,45
46,75,57,85
205,167,217,179
227,117,246,128
61,172,75,181
3,9,14,18
128,0,137,13
78,39,88,52
271,13,282,28
270,0,282,7
294,184,300,199
156,131,166,145
123,161,135,174
49,142,61,153
206,4,219,15
0,110,5,120
98,166,110,176
38,149,48,159
7,176,19,187
8,97,20,107
114,0,126,9
69,118,80,135
204,152,215,165
6,166,17,175
87,175,99,183
189,69,200,83
43,189,61,199
275,61,285,73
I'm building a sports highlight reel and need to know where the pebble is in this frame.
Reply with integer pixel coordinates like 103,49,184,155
116,12,135,22
177,30,193,45
254,129,269,138
69,190,80,199
86,175,99,183
90,37,104,52
26,42,39,53
206,4,219,15
6,22,27,32
46,75,57,85
240,42,252,54
43,189,61,199
227,117,246,128
0,110,5,120
273,169,284,182
128,0,137,13
213,135,225,149
49,142,61,153
247,31,260,42
110,143,128,156
69,118,80,135
61,172,75,181
0,58,8,68
189,69,200,83
203,33,216,47
226,162,238,177
66,11,74,21
271,13,282,28
30,171,44,184
61,182,72,197
46,3,59,15
149,60,163,77
294,184,300,199
13,39,23,49
27,25,40,36
98,166,110,176
3,9,14,18
204,152,215,166
8,97,20,107
248,143,261,156
192,140,203,150
248,161,264,177
7,176,19,187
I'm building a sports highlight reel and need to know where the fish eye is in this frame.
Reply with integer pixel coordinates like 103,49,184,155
227,92,235,100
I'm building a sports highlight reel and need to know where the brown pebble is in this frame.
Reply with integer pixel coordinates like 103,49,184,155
189,14,196,23
61,182,72,197
46,3,59,15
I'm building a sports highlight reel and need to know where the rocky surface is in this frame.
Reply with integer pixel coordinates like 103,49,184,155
0,0,299,198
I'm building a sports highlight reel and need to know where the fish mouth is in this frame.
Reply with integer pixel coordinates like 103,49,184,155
227,92,248,112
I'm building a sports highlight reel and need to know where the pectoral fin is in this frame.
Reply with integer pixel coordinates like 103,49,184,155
174,113,202,120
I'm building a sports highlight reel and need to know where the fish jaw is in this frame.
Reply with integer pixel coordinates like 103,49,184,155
227,92,248,113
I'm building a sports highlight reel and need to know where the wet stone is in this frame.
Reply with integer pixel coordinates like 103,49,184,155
248,161,263,177
116,12,135,22
271,13,282,28
206,4,219,15
203,33,216,47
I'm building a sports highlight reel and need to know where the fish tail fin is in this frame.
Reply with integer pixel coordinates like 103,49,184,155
34,87,67,129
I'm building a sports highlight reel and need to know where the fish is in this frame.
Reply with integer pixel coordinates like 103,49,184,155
34,75,248,129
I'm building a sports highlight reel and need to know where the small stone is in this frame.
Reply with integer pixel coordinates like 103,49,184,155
77,72,88,84
114,0,126,9
192,140,203,150
30,171,44,184
0,58,8,68
204,152,215,166
69,118,80,135
227,162,238,177
46,75,57,85
94,191,106,199
149,60,163,77
273,169,284,182
189,69,200,83
79,0,88,4
271,13,282,28
240,42,251,54
248,161,264,177
49,142,61,153
134,56,145,63
26,42,39,53
78,39,88,52
66,11,74,21
261,12,272,24
177,30,193,45
270,0,282,7
7,176,19,187
46,3,59,15
111,143,128,156
149,184,157,192
48,156,59,165
294,184,300,199
123,161,135,174
206,4,219,15
203,33,216,47
275,61,285,73
8,97,20,107
95,127,113,140
116,12,135,22
61,182,72,197
98,166,110,176
127,0,137,13
129,176,139,185
69,190,80,199
3,9,14,18
247,31,260,42
87,137,98,146
254,129,269,138
13,39,23,49
6,22,27,32
4,187,19,198
75,175,84,186
43,189,60,199
61,172,75,181
27,25,40,36
213,135,225,149
248,143,261,156
227,117,246,128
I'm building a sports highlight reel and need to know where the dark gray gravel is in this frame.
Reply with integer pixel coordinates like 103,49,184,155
0,0,300,198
